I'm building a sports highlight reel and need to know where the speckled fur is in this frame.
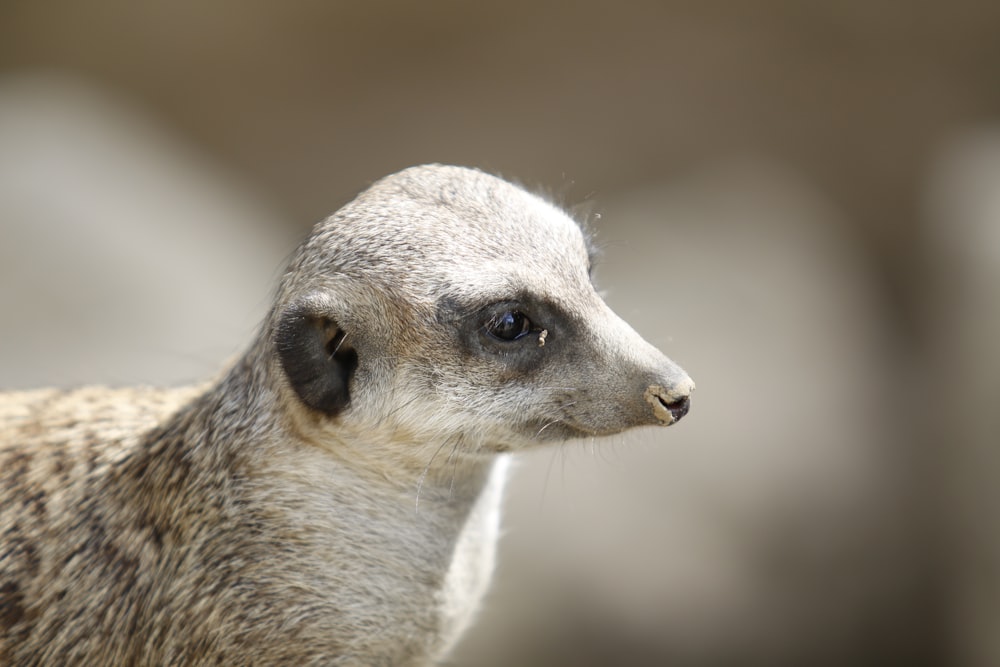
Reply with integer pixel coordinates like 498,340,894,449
0,165,693,665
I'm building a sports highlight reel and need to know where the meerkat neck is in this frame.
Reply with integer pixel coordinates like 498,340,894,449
199,343,502,515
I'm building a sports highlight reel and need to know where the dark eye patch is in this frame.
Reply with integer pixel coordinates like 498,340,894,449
437,289,575,348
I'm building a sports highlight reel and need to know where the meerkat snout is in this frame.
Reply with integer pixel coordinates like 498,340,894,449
1,164,692,666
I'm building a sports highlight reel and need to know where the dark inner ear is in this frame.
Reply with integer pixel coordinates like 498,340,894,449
275,305,358,416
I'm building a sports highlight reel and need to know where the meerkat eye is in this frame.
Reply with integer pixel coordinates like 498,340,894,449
485,311,532,341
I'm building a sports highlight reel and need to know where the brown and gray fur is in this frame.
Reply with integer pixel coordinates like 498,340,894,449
0,165,694,665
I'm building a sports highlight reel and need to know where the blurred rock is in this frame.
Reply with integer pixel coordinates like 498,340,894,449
923,129,1000,667
0,75,298,388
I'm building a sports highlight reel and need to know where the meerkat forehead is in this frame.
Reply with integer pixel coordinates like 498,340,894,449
300,165,595,305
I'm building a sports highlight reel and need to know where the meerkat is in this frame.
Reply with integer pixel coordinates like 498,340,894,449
0,164,694,666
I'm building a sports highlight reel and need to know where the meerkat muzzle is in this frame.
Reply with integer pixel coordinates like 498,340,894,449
644,383,693,425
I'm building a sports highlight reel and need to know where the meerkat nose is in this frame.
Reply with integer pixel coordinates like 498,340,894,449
663,394,690,423
643,377,694,426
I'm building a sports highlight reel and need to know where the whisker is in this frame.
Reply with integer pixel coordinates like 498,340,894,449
560,438,569,489
384,392,427,421
597,438,616,466
446,435,465,501
330,333,349,355
535,418,562,438
415,436,453,514
534,401,578,439
540,442,564,510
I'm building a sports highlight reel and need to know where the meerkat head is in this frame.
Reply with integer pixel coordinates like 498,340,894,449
270,165,693,465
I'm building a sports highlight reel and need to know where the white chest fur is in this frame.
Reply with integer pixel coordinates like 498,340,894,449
435,454,510,660
260,447,511,663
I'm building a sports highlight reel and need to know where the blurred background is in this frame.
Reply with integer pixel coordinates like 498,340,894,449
2,2,999,665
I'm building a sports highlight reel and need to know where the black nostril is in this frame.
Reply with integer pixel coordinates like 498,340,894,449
660,395,690,422
645,384,693,426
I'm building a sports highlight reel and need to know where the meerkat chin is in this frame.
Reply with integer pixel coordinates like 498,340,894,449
0,164,693,666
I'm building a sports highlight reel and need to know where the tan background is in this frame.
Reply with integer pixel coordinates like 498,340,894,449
2,2,1000,665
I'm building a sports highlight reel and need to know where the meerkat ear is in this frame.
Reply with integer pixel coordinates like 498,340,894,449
275,303,358,416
